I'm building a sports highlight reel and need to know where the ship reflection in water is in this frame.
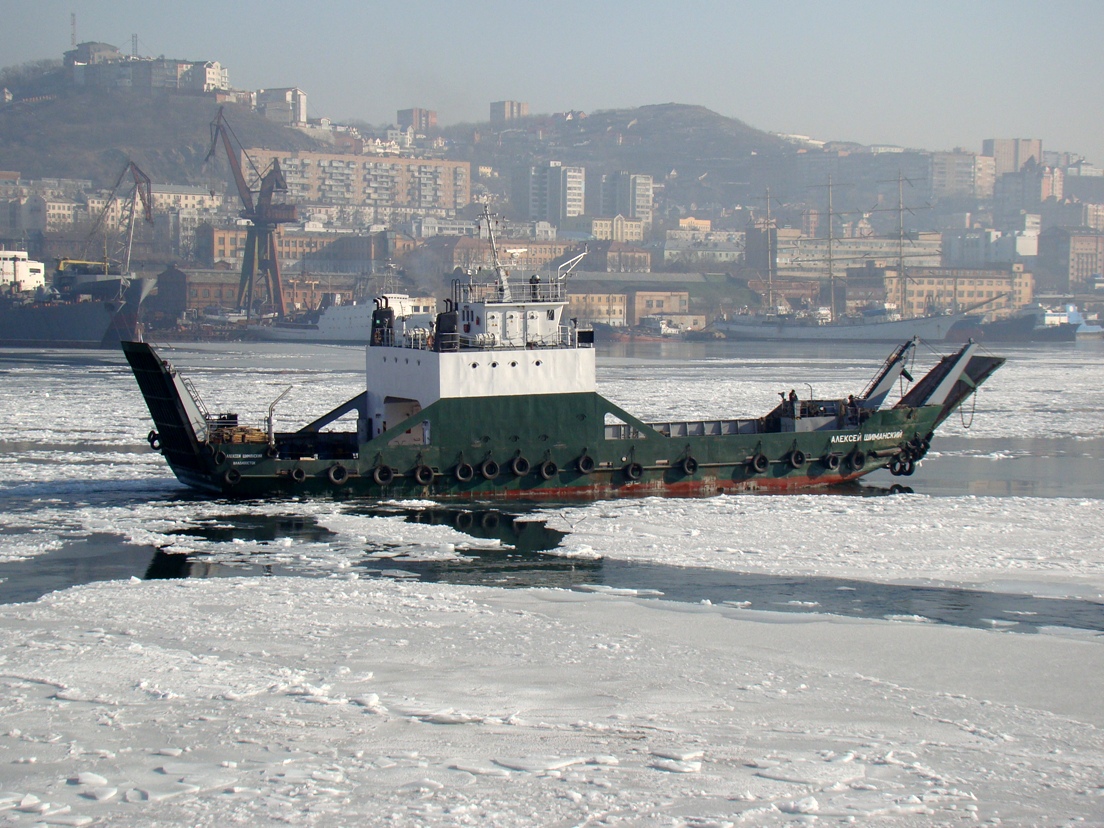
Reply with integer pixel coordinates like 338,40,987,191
133,502,1102,636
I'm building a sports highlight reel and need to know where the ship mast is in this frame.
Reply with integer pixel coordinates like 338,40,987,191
826,175,836,321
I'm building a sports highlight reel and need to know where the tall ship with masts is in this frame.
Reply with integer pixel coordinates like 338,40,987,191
715,178,977,342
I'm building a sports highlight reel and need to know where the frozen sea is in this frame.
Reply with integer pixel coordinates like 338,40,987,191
0,337,1101,826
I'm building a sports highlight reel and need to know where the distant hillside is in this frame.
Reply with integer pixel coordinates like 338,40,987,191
0,91,322,188
447,103,793,206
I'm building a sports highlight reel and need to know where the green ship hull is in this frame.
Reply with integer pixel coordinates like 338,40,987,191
123,340,1000,501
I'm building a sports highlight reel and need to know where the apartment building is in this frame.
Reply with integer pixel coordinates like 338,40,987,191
1037,227,1104,293
397,108,437,132
930,151,996,200
589,215,644,243
567,292,628,326
982,138,1043,176
587,171,654,228
626,290,689,326
516,161,585,224
490,100,529,124
884,264,1033,317
244,149,470,224
194,224,336,268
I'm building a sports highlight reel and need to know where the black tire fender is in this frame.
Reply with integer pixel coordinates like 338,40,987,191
824,453,841,472
750,453,769,474
291,467,307,484
224,467,241,486
480,459,500,480
413,464,434,486
510,456,530,477
372,465,394,486
576,454,595,474
849,451,866,472
539,460,558,480
328,464,349,485
681,456,698,475
455,462,474,483
624,461,643,481
789,449,806,469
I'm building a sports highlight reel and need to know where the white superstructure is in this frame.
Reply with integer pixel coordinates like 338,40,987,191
0,251,47,293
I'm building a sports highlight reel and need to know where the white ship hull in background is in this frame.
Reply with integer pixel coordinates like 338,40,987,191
252,295,431,344
714,309,973,343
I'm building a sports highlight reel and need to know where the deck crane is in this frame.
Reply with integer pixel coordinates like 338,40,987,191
205,107,297,319
60,160,153,285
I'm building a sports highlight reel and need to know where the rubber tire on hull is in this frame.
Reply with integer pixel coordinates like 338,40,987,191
624,462,643,481
455,462,474,483
511,456,530,477
823,453,841,472
750,453,769,474
481,459,500,480
291,467,307,484
789,449,806,469
373,465,394,486
539,460,558,480
224,467,241,486
681,456,698,475
328,464,349,485
413,464,434,485
849,451,866,472
577,454,595,474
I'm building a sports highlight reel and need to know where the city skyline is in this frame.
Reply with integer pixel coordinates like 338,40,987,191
5,0,1103,165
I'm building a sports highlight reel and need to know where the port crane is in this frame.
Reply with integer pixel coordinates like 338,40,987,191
59,160,153,288
206,107,297,319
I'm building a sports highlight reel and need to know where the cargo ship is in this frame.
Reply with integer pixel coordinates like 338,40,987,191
1,254,155,348
124,216,1003,500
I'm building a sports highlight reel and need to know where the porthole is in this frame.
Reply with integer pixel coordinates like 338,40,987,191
491,362,498,368
470,362,478,369
510,361,517,367
535,360,543,366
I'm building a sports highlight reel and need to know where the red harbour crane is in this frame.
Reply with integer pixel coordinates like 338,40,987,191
206,107,297,319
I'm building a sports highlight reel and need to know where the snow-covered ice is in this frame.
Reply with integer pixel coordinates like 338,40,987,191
0,341,1101,825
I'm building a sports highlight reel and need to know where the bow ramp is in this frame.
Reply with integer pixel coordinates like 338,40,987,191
895,340,1005,425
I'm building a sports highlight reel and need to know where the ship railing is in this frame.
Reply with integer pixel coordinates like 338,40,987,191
648,419,761,437
179,374,211,422
452,279,567,305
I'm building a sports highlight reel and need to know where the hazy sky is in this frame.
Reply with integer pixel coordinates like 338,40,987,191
7,0,1102,164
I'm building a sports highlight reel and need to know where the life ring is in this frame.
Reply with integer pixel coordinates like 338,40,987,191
328,464,349,485
510,456,530,477
789,449,806,469
480,459,500,480
538,460,558,480
824,453,841,472
680,456,698,475
223,467,241,486
372,465,393,486
455,462,474,483
213,450,226,466
849,451,866,472
624,461,643,481
291,467,307,484
413,464,434,485
750,453,769,474
576,454,595,474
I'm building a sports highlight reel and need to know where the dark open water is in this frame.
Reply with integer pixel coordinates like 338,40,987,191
1,338,1102,634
